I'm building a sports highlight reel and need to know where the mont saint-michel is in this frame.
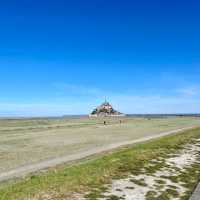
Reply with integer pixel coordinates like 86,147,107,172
89,101,125,117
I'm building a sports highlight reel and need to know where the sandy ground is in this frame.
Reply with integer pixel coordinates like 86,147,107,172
0,117,200,182
0,126,197,183
99,139,200,200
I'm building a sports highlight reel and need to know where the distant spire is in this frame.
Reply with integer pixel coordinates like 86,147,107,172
105,97,107,103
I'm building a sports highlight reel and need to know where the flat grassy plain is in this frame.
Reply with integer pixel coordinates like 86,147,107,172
0,117,200,173
0,119,200,200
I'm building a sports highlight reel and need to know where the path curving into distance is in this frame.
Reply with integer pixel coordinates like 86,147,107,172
0,126,197,183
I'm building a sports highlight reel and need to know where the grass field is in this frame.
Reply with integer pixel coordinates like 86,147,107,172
0,121,200,200
0,117,200,174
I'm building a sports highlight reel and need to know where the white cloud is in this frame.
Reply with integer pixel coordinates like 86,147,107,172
109,94,200,114
0,84,200,116
0,94,200,117
0,102,93,117
177,86,200,97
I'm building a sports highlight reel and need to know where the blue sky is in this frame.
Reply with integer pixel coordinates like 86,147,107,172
0,0,200,116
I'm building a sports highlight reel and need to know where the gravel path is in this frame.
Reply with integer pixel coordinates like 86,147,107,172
0,126,196,183
190,182,200,200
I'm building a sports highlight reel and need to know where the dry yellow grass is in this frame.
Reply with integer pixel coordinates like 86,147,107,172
0,117,200,173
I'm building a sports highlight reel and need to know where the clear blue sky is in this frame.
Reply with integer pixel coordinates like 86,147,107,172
0,0,199,116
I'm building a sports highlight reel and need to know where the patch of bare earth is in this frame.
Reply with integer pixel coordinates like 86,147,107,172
96,139,200,200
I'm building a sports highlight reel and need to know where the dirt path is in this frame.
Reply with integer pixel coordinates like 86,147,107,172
0,126,196,183
190,182,200,200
